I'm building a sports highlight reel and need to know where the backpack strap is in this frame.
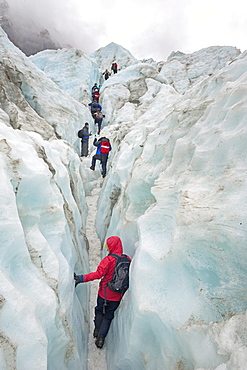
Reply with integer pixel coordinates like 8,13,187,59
108,253,120,259
109,254,128,259
104,254,119,308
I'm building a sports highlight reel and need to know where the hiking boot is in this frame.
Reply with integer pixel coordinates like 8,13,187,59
102,174,106,178
90,166,95,171
93,328,99,338
95,335,105,349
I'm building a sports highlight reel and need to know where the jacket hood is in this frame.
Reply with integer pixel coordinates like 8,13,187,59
106,236,123,255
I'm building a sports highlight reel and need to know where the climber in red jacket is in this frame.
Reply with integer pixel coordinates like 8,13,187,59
92,90,100,102
74,236,131,349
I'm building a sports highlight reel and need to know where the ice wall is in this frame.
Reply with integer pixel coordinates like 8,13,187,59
0,27,90,370
94,49,247,369
0,27,93,148
30,48,100,104
159,46,241,94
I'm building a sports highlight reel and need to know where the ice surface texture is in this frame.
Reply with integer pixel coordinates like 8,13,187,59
0,27,89,370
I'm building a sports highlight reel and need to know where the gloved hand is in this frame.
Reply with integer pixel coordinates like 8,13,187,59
74,273,84,287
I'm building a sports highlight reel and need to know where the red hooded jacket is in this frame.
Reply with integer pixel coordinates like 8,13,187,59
83,236,131,301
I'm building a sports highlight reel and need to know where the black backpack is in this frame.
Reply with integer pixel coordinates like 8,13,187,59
107,254,130,293
78,129,83,138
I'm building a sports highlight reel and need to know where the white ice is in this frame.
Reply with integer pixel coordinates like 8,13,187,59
0,24,247,370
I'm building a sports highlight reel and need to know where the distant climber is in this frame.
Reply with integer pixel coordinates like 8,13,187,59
74,236,131,349
89,133,111,178
88,100,102,116
111,62,118,74
103,69,110,80
78,123,92,157
93,108,105,135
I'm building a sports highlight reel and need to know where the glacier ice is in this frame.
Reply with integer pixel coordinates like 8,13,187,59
1,23,247,370
103,48,247,370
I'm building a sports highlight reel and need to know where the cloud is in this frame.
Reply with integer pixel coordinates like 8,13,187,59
2,0,247,61
4,0,101,52
128,0,189,60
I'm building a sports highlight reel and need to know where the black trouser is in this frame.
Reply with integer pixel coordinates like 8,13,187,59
91,154,108,176
81,139,89,156
94,295,120,337
100,155,108,176
95,118,103,134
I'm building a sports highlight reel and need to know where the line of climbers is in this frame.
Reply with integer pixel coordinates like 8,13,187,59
76,63,132,350
87,62,118,133
88,83,105,135
102,62,118,81
78,80,112,178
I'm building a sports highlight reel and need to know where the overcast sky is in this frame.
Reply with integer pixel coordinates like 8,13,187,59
6,0,247,61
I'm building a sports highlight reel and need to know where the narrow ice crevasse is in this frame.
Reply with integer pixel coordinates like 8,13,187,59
84,175,108,370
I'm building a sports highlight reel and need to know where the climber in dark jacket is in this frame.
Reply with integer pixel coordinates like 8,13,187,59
78,123,91,157
89,135,111,178
103,69,110,80
91,83,100,98
74,236,131,349
111,62,118,74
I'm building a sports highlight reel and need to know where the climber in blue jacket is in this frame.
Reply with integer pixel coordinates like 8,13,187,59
90,134,111,178
88,101,102,116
